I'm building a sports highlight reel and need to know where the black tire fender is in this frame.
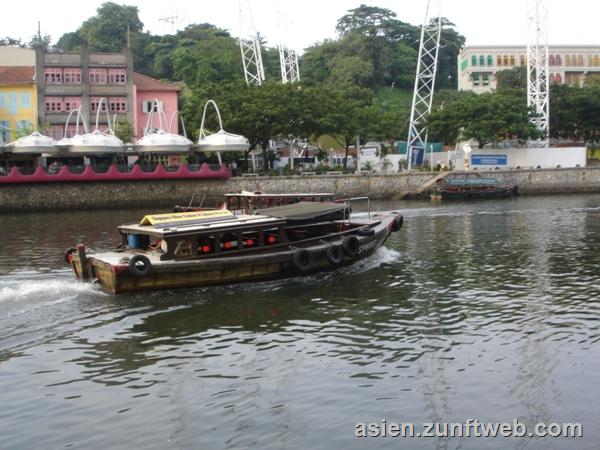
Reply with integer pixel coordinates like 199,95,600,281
357,227,375,237
325,245,344,266
391,215,404,232
292,249,313,273
64,247,77,264
342,235,360,257
129,254,153,277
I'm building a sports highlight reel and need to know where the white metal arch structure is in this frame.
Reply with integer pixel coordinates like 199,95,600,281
239,0,265,86
526,0,550,147
407,0,441,170
279,45,300,84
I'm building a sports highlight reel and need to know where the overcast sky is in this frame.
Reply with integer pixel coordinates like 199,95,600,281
3,0,599,52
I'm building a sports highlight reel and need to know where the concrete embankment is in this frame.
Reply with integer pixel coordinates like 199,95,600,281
1,167,600,212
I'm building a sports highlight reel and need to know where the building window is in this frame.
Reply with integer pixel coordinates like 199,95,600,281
63,68,82,84
509,55,515,65
8,94,18,115
109,97,127,113
549,55,555,65
565,55,571,65
45,96,64,112
45,125,64,140
594,55,600,66
108,69,126,84
0,120,8,143
471,55,477,66
487,55,493,66
66,124,81,137
44,68,63,84
482,74,489,86
497,55,502,66
16,120,32,133
555,73,562,84
479,55,485,66
503,55,509,65
578,55,583,66
556,55,562,66
89,68,107,84
472,73,480,86
520,55,525,65
90,97,108,112
20,93,31,109
63,96,82,111
142,100,162,113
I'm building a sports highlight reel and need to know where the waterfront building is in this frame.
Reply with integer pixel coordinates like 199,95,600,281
0,66,37,143
35,42,134,140
458,45,600,92
133,72,180,140
34,43,179,141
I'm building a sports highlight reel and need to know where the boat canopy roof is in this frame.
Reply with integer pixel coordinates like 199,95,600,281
119,211,285,237
258,201,349,221
444,178,500,186
225,191,334,199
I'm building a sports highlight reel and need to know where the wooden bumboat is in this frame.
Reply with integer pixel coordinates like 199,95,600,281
431,177,518,201
66,202,403,294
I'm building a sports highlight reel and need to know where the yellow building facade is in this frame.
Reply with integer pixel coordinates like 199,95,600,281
0,67,37,144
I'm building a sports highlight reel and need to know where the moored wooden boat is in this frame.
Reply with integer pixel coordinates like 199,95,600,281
174,191,336,214
66,202,403,294
431,177,518,200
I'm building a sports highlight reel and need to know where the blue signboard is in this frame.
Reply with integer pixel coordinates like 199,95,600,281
410,147,425,166
471,154,508,166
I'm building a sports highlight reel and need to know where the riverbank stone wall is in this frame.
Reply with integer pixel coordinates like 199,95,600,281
2,167,600,212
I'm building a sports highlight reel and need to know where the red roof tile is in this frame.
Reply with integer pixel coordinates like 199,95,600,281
0,66,35,85
134,72,179,92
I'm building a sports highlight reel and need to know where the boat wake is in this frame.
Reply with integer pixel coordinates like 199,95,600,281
0,272,104,308
342,246,401,274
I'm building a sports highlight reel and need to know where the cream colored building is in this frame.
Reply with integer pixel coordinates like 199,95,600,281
0,47,35,66
458,45,600,91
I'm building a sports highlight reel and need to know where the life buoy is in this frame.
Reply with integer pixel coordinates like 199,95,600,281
391,215,404,232
64,247,77,264
292,249,313,272
129,255,153,277
342,235,360,257
357,227,375,237
325,245,344,266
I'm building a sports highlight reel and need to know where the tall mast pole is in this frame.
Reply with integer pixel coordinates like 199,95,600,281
407,0,441,170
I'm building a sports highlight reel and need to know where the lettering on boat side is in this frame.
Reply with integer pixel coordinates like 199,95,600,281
358,238,378,254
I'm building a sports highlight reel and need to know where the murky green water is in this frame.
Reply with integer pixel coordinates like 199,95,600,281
1,196,599,449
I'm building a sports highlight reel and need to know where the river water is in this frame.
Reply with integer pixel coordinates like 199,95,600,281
0,195,599,449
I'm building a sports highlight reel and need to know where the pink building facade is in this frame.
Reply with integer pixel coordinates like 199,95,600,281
133,73,180,140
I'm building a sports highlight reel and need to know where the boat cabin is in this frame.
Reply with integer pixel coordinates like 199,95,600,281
176,191,335,213
119,202,352,261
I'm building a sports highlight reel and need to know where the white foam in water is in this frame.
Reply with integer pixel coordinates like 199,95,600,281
344,246,401,274
0,276,103,307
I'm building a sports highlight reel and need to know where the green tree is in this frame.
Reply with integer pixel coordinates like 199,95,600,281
28,33,52,49
114,118,134,143
428,90,541,147
336,5,401,38
79,2,143,52
55,32,82,51
496,66,527,91
550,84,600,145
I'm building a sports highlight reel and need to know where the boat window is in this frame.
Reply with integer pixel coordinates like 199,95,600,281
198,235,216,254
220,232,239,251
173,239,194,258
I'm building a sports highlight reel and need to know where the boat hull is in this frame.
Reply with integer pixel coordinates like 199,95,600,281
71,215,399,294
432,184,518,200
